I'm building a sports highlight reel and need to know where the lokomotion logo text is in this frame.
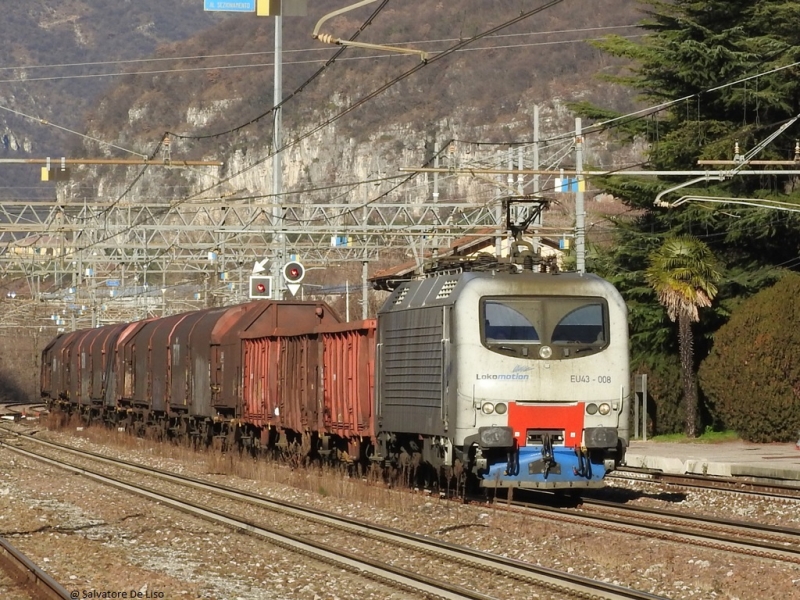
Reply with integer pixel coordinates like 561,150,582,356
476,365,532,381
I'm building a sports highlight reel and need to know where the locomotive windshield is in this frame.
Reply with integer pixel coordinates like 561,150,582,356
484,301,540,343
481,297,607,358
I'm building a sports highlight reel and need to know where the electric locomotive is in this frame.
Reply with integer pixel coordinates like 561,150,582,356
374,269,629,489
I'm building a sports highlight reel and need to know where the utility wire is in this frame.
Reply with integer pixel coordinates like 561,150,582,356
0,104,146,158
84,1,391,225
38,1,570,265
0,35,646,85
0,24,641,74
172,0,567,207
453,58,800,147
170,0,390,141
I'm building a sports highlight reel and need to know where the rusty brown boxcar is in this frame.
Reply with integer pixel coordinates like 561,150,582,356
211,301,338,420
240,317,376,459
234,301,339,448
41,330,82,404
167,307,229,420
113,320,152,410
42,300,380,459
42,323,129,420
319,320,377,458
102,301,338,442
77,323,128,417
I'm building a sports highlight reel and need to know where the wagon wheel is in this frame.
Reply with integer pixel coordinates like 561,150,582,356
176,417,189,445
197,421,213,450
225,425,242,454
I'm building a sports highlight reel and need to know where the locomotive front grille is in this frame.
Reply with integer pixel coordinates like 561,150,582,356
526,429,564,446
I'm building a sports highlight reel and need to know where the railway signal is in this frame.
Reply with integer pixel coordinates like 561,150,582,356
282,261,305,296
249,275,273,299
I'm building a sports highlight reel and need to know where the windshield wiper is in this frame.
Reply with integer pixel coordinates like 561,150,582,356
574,346,596,355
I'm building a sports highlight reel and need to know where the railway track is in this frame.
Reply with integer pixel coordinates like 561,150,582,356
0,535,70,600
610,467,800,499
0,402,47,423
0,427,666,600
509,494,800,564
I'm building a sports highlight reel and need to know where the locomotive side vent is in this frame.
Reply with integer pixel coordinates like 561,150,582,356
435,279,458,299
392,288,409,305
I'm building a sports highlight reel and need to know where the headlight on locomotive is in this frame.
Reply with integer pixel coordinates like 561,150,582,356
538,345,552,359
481,402,495,415
598,403,611,415
494,402,507,415
586,403,598,415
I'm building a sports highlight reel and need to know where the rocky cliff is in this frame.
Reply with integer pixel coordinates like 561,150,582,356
65,0,643,209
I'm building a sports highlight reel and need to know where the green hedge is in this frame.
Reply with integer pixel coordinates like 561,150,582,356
699,273,800,442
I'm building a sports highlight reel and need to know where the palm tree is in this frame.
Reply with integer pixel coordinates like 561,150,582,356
645,236,721,437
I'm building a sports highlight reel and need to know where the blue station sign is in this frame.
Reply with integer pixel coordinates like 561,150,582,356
204,0,256,12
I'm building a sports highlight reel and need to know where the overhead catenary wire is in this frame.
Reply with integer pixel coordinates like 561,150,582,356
168,0,568,210
169,0,391,141
0,24,642,76
20,1,633,273
35,0,568,250
0,35,646,85
105,33,800,265
36,0,570,265
73,1,391,238
0,105,147,158
453,58,800,148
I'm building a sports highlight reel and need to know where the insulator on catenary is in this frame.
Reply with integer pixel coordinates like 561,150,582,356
317,34,339,45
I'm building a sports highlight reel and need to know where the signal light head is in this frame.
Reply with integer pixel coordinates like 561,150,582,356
248,275,273,299
282,261,305,284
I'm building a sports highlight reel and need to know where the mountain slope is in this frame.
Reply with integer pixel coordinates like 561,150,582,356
68,0,643,211
0,0,219,193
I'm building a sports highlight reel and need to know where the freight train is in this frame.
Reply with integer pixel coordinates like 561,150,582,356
41,268,630,490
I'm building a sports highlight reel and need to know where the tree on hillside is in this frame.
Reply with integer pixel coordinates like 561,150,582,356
585,0,800,258
584,0,800,269
581,0,800,432
645,236,721,437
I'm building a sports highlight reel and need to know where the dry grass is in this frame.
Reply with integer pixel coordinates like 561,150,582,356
44,414,451,516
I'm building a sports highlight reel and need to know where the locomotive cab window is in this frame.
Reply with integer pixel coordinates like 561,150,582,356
482,299,541,358
552,304,605,344
481,297,608,359
484,300,540,344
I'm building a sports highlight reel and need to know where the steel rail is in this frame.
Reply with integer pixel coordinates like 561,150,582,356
0,440,490,600
581,496,800,538
2,429,666,600
610,468,800,499
508,497,800,564
0,536,71,600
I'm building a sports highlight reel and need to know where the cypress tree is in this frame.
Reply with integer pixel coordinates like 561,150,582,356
581,0,800,432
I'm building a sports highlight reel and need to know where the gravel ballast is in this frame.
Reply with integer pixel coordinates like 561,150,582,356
1,424,799,599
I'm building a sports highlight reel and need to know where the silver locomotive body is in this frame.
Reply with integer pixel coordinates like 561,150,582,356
376,270,630,489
